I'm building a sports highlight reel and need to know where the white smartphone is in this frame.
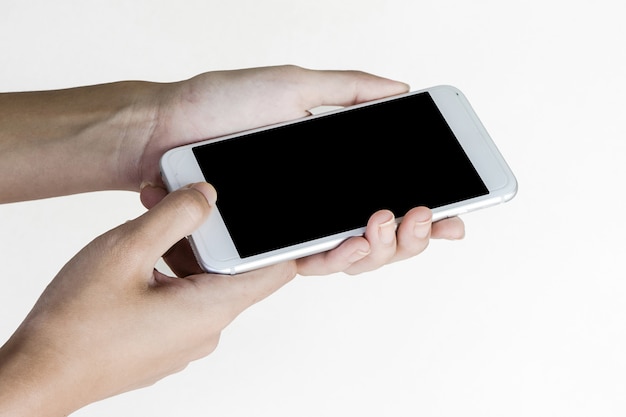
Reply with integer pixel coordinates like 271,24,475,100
160,85,517,274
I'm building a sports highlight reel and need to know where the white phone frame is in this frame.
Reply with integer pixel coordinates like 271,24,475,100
160,85,517,274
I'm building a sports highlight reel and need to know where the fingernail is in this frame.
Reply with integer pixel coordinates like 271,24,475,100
413,220,431,239
379,216,397,245
188,182,217,206
140,181,157,191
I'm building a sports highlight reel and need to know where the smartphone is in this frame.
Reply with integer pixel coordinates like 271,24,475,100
160,85,517,274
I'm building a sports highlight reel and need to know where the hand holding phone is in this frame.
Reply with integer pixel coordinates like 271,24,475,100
160,85,517,274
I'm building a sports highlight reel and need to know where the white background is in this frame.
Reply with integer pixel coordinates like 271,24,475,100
1,1,625,416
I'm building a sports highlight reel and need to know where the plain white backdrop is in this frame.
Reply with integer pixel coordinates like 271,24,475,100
1,1,625,416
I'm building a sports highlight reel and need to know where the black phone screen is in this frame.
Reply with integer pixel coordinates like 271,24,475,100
192,92,488,258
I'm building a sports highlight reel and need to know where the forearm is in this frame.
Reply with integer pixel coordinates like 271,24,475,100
0,334,86,417
0,82,160,203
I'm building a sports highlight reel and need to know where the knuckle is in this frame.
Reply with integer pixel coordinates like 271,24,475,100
169,187,211,223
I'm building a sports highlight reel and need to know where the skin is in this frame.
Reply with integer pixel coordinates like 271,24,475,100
0,65,464,416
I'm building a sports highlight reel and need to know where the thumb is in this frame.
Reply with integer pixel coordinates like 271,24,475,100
126,182,217,264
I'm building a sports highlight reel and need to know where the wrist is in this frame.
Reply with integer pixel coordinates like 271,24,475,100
69,80,166,193
0,81,162,202
108,81,166,191
0,334,85,417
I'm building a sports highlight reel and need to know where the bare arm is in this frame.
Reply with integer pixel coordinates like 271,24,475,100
0,65,411,203
0,82,159,202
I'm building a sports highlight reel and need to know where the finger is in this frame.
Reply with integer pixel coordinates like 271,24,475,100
185,261,297,323
173,66,410,144
298,67,410,109
124,182,217,265
391,206,433,262
342,210,398,275
139,183,206,276
296,236,371,276
139,183,168,209
431,216,465,240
